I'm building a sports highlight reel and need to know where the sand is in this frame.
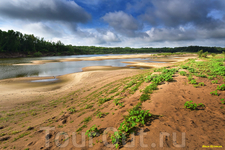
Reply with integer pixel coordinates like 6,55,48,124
1,55,224,149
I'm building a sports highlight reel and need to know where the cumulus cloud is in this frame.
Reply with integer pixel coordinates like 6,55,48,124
0,0,91,23
139,0,225,28
102,11,146,37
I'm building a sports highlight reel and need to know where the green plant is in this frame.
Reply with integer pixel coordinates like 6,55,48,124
140,94,149,102
81,117,92,124
85,104,93,109
85,125,100,138
199,82,205,86
33,51,42,57
181,65,189,69
211,80,218,84
220,98,225,104
76,125,87,132
194,85,199,88
217,84,225,91
184,101,204,110
210,90,219,96
198,50,203,58
98,97,112,105
179,71,187,76
189,79,197,84
208,76,214,80
67,107,76,113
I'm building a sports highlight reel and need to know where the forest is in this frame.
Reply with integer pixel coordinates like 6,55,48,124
0,29,224,58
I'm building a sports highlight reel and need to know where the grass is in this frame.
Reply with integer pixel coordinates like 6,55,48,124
85,125,100,138
67,107,76,113
13,132,30,141
110,103,155,148
210,90,219,96
199,82,205,86
81,117,92,124
140,94,150,102
179,71,187,76
221,98,225,104
76,125,87,132
211,80,218,84
217,84,225,91
184,101,205,110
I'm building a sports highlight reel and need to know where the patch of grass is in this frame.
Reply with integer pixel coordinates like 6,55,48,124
189,79,197,84
217,84,225,91
85,104,93,109
85,125,100,138
81,117,92,124
111,103,154,148
220,98,225,104
67,107,76,113
184,101,205,110
98,97,112,105
208,76,214,80
114,97,124,108
179,71,187,76
11,131,21,135
96,112,109,118
193,85,199,88
211,80,218,84
199,82,205,86
210,90,219,96
13,132,30,141
58,125,63,128
76,125,87,132
140,94,149,102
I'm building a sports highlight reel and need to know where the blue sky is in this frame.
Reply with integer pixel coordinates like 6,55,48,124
0,0,225,47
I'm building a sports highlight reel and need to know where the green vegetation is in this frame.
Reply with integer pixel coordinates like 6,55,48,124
179,71,187,76
217,84,225,91
110,103,155,148
98,97,113,105
184,101,205,110
221,98,225,104
81,117,92,124
85,125,100,138
198,82,205,86
189,79,197,84
0,29,224,58
210,90,219,96
211,80,218,84
76,125,87,132
13,132,30,141
67,107,76,113
140,94,150,102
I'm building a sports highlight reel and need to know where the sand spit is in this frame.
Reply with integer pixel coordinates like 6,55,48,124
13,54,197,66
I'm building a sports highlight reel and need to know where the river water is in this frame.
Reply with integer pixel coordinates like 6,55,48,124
0,54,163,80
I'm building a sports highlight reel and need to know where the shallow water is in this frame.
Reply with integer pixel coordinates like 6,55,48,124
0,54,163,80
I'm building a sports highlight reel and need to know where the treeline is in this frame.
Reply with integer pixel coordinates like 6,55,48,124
0,29,224,58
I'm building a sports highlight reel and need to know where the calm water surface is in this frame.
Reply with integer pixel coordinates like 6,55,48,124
0,54,163,80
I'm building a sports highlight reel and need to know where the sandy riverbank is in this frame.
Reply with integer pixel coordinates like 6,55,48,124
2,55,224,150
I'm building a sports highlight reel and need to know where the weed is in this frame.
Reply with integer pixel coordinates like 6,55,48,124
211,80,218,84
96,112,109,118
217,84,225,91
179,71,187,76
67,107,76,113
76,125,87,132
181,65,189,69
85,125,100,138
208,76,214,80
221,98,225,104
140,94,149,102
194,85,199,88
98,97,112,105
184,101,204,110
58,125,63,128
85,104,93,109
199,82,205,86
81,117,92,124
13,132,30,141
189,79,197,84
210,90,219,96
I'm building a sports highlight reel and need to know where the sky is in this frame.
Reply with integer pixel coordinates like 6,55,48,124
0,0,225,48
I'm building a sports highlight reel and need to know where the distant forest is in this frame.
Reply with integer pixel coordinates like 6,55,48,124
0,29,224,58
